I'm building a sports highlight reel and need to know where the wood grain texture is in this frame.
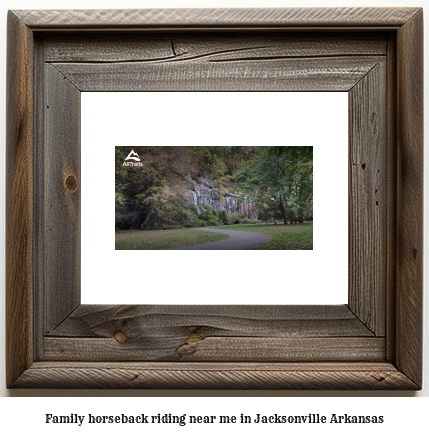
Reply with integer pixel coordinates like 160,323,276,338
43,64,81,332
43,33,387,63
348,62,386,336
6,11,35,388
6,8,423,390
52,56,383,92
385,34,398,363
44,337,385,363
46,32,386,93
11,362,419,390
395,10,424,388
47,305,375,338
44,305,380,362
14,8,420,29
33,38,46,361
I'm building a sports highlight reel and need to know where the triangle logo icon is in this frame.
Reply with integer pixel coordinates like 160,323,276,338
125,150,141,162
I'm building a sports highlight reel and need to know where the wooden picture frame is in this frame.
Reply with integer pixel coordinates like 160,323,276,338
6,7,423,390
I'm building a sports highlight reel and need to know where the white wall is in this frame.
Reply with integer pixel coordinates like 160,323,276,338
0,0,427,403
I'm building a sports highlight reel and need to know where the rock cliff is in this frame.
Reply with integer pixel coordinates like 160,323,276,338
115,177,257,230
188,178,257,219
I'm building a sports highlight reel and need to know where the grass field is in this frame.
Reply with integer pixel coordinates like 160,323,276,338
214,223,313,250
116,222,312,250
115,228,228,250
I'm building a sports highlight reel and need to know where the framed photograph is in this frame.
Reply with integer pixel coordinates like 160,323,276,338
6,7,423,389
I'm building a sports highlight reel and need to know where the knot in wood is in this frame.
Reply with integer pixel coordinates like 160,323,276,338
114,331,128,343
186,333,203,344
65,174,78,193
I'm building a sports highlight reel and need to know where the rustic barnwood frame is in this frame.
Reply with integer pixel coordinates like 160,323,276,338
6,8,423,390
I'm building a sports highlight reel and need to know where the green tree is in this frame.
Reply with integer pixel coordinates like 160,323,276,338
233,147,312,225
268,146,313,162
115,146,194,228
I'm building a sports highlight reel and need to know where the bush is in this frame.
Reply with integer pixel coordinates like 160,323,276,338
206,218,219,227
201,204,217,219
184,219,206,228
227,213,243,225
218,210,228,225
198,204,221,227
241,218,261,225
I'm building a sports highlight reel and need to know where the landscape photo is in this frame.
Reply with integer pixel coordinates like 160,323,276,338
115,146,313,251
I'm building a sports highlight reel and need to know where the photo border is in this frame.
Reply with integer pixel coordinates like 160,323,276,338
6,7,423,389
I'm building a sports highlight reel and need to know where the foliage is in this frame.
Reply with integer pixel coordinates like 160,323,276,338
115,146,313,230
218,210,228,225
268,146,313,162
200,204,216,219
184,219,207,228
226,213,245,225
115,146,195,228
187,146,255,177
233,147,313,224
241,218,262,225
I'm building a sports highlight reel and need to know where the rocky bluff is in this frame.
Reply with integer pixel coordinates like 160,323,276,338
188,178,257,219
115,177,257,230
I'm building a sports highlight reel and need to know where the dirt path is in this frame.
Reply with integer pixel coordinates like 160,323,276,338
167,227,270,250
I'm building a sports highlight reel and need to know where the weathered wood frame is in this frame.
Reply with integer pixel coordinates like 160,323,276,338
6,8,423,390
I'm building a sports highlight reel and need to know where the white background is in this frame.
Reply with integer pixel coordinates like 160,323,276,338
81,92,348,305
0,0,428,426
